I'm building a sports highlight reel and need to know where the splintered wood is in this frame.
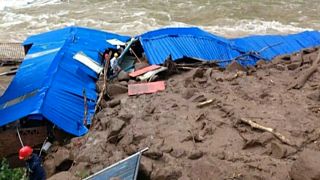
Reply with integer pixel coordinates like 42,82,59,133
239,118,293,146
289,51,320,89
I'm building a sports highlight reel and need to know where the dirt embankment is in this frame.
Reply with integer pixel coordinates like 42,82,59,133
46,47,320,180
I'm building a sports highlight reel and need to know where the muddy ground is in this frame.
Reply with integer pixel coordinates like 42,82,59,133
4,47,320,180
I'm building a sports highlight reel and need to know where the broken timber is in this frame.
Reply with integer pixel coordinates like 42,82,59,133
289,51,320,89
239,118,293,146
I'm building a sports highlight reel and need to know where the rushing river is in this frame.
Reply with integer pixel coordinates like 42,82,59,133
0,0,319,42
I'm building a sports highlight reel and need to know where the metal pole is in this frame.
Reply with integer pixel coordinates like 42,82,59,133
16,127,24,147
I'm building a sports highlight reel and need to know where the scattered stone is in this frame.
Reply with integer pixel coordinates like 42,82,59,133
107,99,121,108
144,104,156,114
256,60,267,67
192,68,205,79
290,149,320,180
72,162,89,177
226,60,246,72
139,157,153,178
47,171,78,180
161,144,173,153
307,91,320,101
118,112,133,122
182,88,198,99
270,142,287,159
170,149,186,158
143,149,163,160
190,94,207,103
44,158,56,178
188,150,203,160
107,119,125,142
54,148,71,167
287,63,300,70
106,84,128,96
151,166,182,180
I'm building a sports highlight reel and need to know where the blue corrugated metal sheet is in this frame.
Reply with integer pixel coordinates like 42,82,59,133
138,27,240,66
230,31,320,62
0,26,130,136
138,27,320,67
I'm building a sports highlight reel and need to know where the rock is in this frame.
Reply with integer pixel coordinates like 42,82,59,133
307,91,320,101
139,157,153,178
54,148,71,167
118,112,133,122
226,60,246,72
192,68,205,79
106,84,128,96
143,149,163,160
144,104,156,114
151,166,182,180
182,88,198,99
188,150,203,160
117,70,130,81
287,63,300,70
107,119,125,142
170,149,186,158
190,94,207,103
290,149,320,180
107,99,121,108
47,171,78,180
71,162,89,178
256,60,267,67
270,142,287,159
44,158,56,178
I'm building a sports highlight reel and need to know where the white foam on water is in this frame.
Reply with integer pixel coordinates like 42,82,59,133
201,19,314,38
0,0,62,10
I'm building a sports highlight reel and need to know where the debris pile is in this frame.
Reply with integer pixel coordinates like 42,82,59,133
45,47,320,179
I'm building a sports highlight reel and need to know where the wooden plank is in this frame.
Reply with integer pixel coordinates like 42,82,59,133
129,65,161,77
128,81,165,95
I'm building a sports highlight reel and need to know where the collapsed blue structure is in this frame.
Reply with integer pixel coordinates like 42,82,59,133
139,27,320,67
0,26,319,136
0,26,130,136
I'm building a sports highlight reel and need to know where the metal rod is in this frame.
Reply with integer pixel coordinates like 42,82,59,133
16,127,24,147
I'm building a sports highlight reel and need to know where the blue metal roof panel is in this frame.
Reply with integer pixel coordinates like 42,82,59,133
231,31,320,61
0,26,130,136
139,27,240,66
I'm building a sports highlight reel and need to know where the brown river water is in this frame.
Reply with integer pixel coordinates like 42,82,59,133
0,0,319,42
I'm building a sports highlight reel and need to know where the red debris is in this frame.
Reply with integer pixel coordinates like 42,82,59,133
129,65,161,77
128,81,165,95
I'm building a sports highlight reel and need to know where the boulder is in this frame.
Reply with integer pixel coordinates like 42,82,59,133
44,158,56,178
139,157,153,178
54,148,71,167
290,149,320,180
188,150,203,160
106,84,128,96
226,61,246,72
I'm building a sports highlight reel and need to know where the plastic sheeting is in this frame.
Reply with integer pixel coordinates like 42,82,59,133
0,26,130,136
138,27,320,67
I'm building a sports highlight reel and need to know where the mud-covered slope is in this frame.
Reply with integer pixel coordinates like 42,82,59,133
46,47,320,180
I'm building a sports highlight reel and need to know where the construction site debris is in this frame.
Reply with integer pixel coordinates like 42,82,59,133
129,65,161,77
